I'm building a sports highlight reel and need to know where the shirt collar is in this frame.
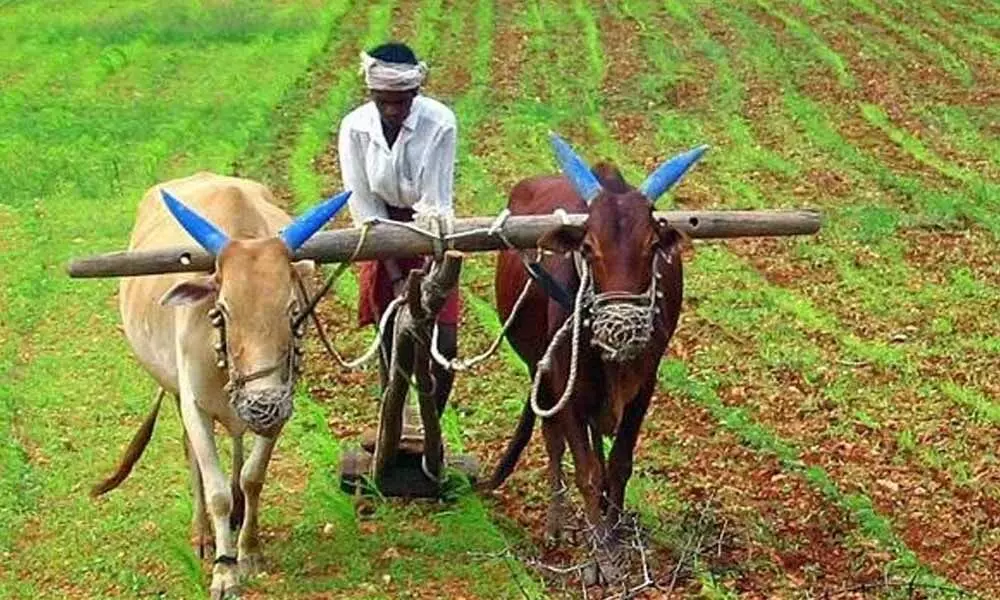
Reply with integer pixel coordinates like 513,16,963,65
401,96,421,131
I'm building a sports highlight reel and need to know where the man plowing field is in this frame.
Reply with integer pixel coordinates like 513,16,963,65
337,42,459,415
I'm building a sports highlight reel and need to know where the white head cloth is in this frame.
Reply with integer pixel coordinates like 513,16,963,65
360,52,428,91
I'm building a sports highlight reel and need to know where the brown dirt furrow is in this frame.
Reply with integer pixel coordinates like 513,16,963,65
682,313,1000,596
488,0,528,106
773,4,1000,183
479,355,888,597
867,1,998,97
685,3,999,353
422,0,472,102
239,3,376,209
728,229,1000,344
595,0,713,214
900,227,1000,289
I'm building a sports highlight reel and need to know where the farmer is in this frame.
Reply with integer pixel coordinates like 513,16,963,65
337,41,459,414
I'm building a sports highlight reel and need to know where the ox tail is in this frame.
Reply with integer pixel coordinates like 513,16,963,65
90,388,165,497
483,396,536,490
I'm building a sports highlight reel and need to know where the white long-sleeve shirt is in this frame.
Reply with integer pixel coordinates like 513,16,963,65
337,95,457,225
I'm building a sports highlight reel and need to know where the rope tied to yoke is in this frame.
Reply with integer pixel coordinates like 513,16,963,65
302,210,527,371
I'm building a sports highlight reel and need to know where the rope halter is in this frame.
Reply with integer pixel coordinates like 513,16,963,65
584,250,665,363
208,303,305,438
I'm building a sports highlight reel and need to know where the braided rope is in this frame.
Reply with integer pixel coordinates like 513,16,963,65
429,275,533,371
529,259,590,418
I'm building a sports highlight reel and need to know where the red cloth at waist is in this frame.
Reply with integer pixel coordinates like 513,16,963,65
356,206,461,327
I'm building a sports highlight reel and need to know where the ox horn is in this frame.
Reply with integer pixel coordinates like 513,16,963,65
161,189,230,256
549,132,602,204
638,144,709,203
278,189,352,252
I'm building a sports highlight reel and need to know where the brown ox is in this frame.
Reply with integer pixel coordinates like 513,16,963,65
487,135,706,578
93,172,349,599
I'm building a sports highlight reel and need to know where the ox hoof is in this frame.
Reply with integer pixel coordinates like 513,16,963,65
544,500,571,548
581,559,624,588
210,564,241,600
542,524,572,550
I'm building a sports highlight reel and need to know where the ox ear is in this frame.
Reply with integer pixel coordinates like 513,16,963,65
292,259,316,281
160,276,219,307
538,224,586,255
290,259,316,298
639,145,709,204
655,217,691,255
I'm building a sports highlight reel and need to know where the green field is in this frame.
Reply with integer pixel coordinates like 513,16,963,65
1,0,998,598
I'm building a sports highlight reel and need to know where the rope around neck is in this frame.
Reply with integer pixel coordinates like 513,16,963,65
529,258,590,418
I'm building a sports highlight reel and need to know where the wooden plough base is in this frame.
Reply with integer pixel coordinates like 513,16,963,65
338,251,479,498
339,409,479,498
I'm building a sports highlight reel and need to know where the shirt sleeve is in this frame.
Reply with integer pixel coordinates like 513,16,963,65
415,123,456,219
338,122,387,224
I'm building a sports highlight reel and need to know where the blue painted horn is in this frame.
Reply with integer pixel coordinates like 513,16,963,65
549,132,602,204
279,189,352,251
639,145,709,203
161,189,230,256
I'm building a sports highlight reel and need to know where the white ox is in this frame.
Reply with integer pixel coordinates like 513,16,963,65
93,172,348,599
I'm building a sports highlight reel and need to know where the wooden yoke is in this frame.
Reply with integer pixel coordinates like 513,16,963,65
369,251,464,491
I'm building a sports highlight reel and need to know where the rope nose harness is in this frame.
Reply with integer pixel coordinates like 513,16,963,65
209,305,304,437
529,249,668,418
586,250,665,363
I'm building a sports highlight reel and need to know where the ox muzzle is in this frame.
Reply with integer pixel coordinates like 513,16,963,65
210,306,305,438
582,250,667,363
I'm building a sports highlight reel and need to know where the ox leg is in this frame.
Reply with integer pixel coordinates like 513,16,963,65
541,417,569,547
564,413,620,586
590,421,608,514
237,433,278,577
606,378,654,535
178,393,213,559
563,415,602,532
185,431,213,559
230,435,245,532
179,397,239,599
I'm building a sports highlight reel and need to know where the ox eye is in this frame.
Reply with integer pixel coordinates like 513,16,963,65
580,241,595,257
